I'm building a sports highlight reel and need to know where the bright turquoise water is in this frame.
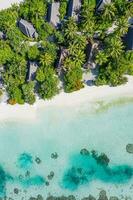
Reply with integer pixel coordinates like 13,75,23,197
0,101,133,199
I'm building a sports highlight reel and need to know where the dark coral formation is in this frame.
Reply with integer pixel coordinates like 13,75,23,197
62,149,133,190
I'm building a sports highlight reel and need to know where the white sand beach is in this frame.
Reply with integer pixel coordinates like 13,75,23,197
0,0,23,10
0,75,133,121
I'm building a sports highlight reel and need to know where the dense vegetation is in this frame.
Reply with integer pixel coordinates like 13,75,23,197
0,0,132,104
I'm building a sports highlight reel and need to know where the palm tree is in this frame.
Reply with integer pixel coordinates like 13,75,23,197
106,36,124,59
116,17,129,36
68,43,79,55
96,51,108,65
102,3,117,22
40,53,53,67
63,57,74,70
81,8,96,40
73,49,86,67
73,35,87,50
64,17,78,41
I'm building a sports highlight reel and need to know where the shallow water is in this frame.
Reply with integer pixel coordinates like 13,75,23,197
0,99,133,199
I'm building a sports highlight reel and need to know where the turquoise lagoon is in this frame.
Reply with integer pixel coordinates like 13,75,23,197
0,100,133,199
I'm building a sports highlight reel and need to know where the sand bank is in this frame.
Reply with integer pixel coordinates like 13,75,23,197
42,75,133,106
0,0,23,10
0,76,133,121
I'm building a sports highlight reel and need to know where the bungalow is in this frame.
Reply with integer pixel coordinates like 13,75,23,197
124,26,133,51
18,19,38,38
47,2,60,27
27,61,38,81
84,42,98,69
128,17,133,25
96,0,111,12
0,31,5,39
56,47,68,74
67,0,82,21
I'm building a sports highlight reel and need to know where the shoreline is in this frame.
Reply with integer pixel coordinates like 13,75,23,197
0,75,133,122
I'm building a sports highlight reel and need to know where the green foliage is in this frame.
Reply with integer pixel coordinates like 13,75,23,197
22,82,36,104
18,0,52,40
3,55,27,86
0,6,18,31
37,66,59,100
80,6,96,40
119,52,133,75
19,0,47,23
0,89,3,97
105,35,124,59
59,0,68,20
0,41,13,65
63,17,78,42
6,26,26,52
8,86,24,105
36,66,46,82
102,3,117,22
115,17,129,37
96,51,108,65
95,61,128,86
40,41,58,63
28,45,39,60
64,65,84,92
54,31,64,45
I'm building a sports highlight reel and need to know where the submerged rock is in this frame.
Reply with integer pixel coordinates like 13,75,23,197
96,153,110,166
18,174,24,180
46,196,56,200
37,194,43,200
29,195,43,200
98,190,108,200
47,171,54,180
14,188,19,194
80,149,90,156
126,144,133,154
67,195,76,200
45,181,49,186
89,195,96,200
46,195,76,200
29,197,37,200
51,152,58,159
109,197,119,200
82,195,96,200
25,170,30,178
35,157,41,164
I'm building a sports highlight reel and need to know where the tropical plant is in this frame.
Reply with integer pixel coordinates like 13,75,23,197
115,17,129,36
40,53,53,67
102,3,117,22
106,36,124,59
64,17,78,41
96,51,108,65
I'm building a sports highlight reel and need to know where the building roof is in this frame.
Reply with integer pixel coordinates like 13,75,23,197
47,2,60,27
27,61,38,81
18,19,38,38
56,47,68,73
96,0,111,11
128,17,133,25
67,0,81,21
124,26,133,51
0,31,5,39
